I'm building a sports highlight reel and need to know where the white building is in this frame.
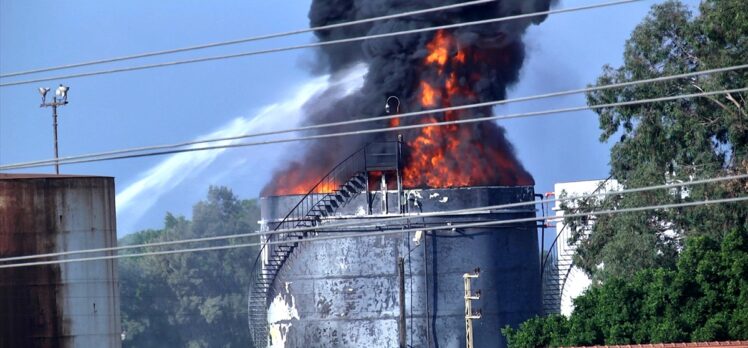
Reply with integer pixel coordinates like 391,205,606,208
543,179,621,316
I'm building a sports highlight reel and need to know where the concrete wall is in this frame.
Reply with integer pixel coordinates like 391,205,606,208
0,174,122,348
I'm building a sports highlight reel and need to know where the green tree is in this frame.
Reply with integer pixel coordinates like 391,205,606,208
566,0,748,281
502,229,748,347
506,5,748,343
119,230,182,346
119,186,261,347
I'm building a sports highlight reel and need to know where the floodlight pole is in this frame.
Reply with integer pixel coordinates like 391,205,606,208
52,103,59,174
40,95,68,175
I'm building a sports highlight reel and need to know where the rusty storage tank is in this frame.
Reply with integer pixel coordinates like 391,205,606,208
0,174,122,348
250,182,540,348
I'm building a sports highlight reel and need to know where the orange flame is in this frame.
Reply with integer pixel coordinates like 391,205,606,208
267,162,339,196
425,30,451,67
399,29,530,189
420,81,438,107
266,29,532,196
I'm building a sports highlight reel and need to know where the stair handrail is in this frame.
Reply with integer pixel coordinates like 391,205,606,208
540,176,612,316
248,140,402,347
249,140,400,286
540,175,613,277
260,145,367,286
247,144,366,306
247,144,369,346
272,146,366,231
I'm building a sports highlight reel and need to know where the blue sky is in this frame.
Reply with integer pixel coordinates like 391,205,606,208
0,0,699,237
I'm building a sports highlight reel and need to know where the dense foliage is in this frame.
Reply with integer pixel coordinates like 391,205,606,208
504,1,748,346
567,0,748,282
119,187,260,348
503,229,748,347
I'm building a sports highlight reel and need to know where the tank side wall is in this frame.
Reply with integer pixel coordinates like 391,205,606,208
268,233,403,347
261,186,540,348
0,179,67,348
0,177,122,348
427,223,540,348
56,177,122,347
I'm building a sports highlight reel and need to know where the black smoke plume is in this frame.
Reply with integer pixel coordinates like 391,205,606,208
263,0,554,196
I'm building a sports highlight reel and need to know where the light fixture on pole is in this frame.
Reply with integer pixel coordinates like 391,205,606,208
55,84,69,102
38,84,70,175
38,87,50,104
385,96,400,114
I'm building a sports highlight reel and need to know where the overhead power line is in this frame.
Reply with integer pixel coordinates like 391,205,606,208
3,64,744,171
1,86,745,170
1,173,744,263
0,0,497,78
0,0,643,87
0,195,744,269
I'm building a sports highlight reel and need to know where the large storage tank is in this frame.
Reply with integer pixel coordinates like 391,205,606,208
0,174,122,348
254,185,540,348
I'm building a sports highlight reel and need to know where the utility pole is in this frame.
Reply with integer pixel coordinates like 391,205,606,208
38,84,70,175
396,133,404,214
463,268,482,348
398,257,407,348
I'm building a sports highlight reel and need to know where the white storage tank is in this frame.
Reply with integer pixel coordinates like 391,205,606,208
0,174,122,348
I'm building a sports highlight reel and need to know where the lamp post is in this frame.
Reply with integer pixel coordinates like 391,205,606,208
38,84,69,174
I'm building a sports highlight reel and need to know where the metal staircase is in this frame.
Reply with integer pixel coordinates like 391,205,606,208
541,248,561,314
248,141,402,347
542,242,584,315
541,237,578,315
541,178,611,315
542,202,590,315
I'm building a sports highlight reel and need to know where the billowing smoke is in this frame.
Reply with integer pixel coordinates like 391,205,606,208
263,0,554,196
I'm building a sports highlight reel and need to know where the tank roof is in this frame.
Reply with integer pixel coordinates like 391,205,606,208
261,184,535,199
0,173,113,180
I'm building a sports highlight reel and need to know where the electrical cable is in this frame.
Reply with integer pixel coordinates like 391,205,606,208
0,0,644,87
3,63,744,171
2,86,744,170
0,195,744,268
1,173,744,263
0,0,498,78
